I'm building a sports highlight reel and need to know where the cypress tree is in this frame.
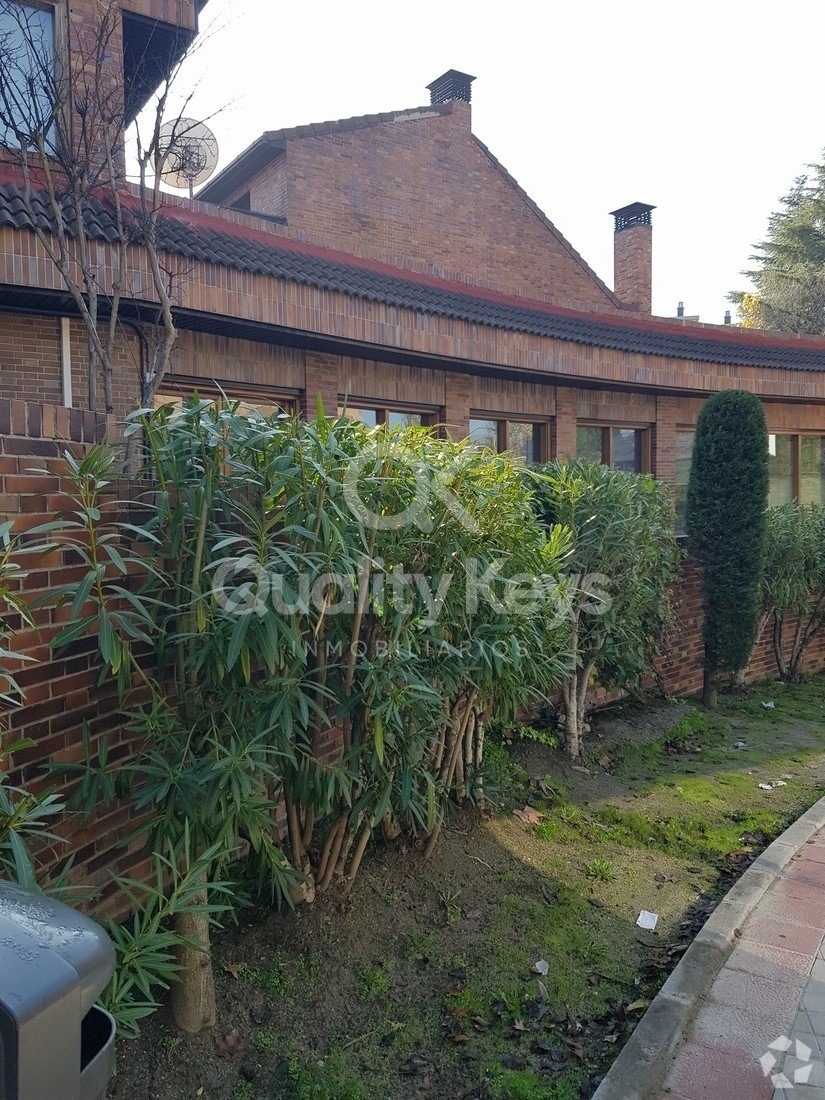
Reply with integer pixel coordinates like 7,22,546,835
686,390,768,706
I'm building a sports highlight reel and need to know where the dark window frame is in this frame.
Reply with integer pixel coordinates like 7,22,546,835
338,401,436,429
0,0,61,155
468,413,550,464
576,422,651,473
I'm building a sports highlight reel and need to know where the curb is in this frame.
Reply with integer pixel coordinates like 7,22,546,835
591,793,825,1100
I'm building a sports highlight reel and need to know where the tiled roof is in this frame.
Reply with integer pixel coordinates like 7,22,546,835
4,180,825,372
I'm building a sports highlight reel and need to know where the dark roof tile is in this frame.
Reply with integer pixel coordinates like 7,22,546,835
3,180,825,373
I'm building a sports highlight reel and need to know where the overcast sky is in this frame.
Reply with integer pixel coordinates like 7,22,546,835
166,0,825,324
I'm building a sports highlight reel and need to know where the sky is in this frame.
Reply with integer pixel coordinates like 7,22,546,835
161,0,825,324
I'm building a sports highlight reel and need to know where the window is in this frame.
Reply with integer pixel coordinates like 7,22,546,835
768,435,795,506
800,437,825,505
576,425,648,474
0,2,57,153
674,431,694,532
154,387,296,418
764,434,825,505
339,405,430,429
469,418,545,464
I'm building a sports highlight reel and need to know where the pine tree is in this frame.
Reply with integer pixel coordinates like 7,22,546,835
686,390,769,706
730,160,825,333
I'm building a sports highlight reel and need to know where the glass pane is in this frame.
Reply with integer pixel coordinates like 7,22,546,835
768,434,795,505
469,418,499,450
238,400,290,418
675,431,694,532
0,5,56,152
387,411,422,430
507,422,537,465
343,407,378,427
800,437,825,505
612,428,643,473
576,426,604,463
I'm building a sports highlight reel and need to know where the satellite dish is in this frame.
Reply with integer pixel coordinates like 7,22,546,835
156,118,219,197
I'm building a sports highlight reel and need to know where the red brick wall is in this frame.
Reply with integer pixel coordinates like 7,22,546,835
659,556,825,695
244,103,619,311
0,397,149,918
613,224,653,312
0,314,64,406
0,312,141,421
224,156,288,220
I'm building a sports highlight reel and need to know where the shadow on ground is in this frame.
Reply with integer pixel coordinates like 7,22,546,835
107,678,825,1100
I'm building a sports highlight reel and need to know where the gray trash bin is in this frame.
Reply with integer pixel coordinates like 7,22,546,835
0,880,117,1100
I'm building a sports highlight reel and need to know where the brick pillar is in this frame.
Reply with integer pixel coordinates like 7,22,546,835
553,387,578,458
654,396,677,484
303,352,339,418
610,203,655,313
443,373,471,439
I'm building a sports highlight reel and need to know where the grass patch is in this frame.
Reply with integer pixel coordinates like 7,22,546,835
113,676,825,1100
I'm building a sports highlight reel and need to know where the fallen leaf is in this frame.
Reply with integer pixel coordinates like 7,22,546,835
597,756,611,768
625,999,649,1013
512,1019,528,1032
513,806,543,825
450,1033,470,1044
603,1034,619,1044
223,961,245,979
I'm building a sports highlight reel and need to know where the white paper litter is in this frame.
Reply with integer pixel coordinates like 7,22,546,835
533,960,550,976
734,741,747,749
762,701,776,709
758,783,773,790
636,910,659,931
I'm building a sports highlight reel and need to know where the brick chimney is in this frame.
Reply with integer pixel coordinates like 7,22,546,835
426,69,476,104
610,202,655,313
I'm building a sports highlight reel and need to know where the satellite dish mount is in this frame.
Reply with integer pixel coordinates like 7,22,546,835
156,118,219,198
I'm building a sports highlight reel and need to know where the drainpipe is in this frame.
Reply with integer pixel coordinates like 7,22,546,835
60,317,72,406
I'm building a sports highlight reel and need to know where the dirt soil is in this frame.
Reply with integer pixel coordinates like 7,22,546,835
107,682,825,1100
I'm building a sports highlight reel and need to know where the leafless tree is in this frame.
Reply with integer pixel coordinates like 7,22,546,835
0,0,213,414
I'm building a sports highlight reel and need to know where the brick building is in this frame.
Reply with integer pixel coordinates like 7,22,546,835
1,3,825,901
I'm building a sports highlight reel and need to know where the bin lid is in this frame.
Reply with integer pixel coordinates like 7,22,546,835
0,881,115,1017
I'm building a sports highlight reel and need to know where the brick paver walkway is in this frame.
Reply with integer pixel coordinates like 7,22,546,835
662,830,825,1099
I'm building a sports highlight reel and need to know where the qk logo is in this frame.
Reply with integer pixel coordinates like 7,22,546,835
760,1035,814,1089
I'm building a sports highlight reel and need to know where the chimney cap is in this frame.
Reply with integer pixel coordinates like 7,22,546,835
610,202,656,232
426,69,476,104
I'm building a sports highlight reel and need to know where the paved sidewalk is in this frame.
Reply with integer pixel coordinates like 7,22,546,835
661,829,825,1099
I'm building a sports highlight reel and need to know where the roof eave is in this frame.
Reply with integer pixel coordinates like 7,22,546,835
197,135,286,203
